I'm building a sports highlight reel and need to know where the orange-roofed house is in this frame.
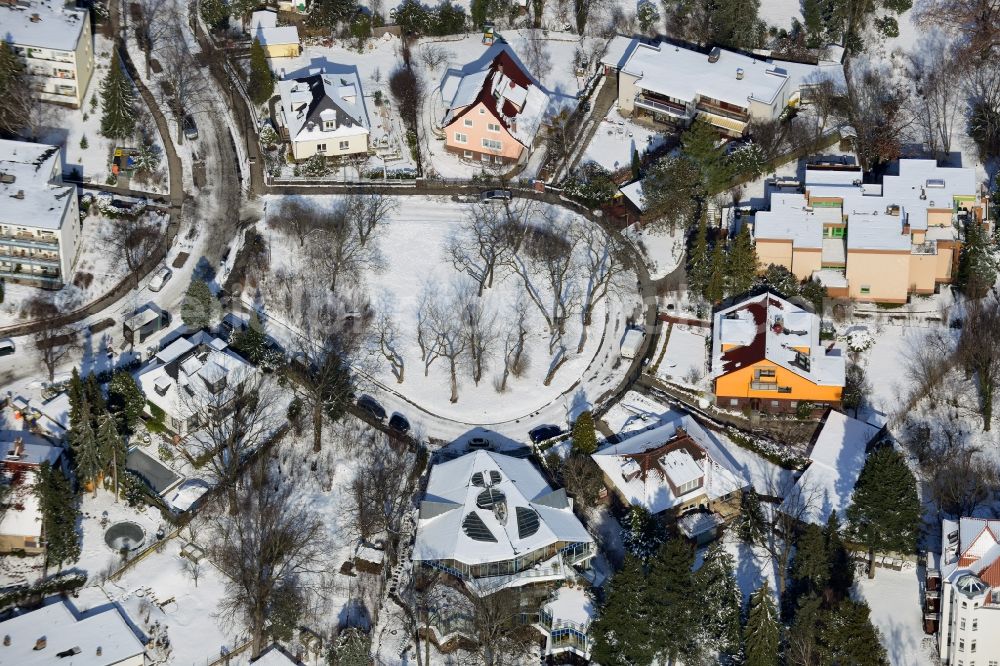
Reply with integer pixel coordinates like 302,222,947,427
931,517,1000,659
437,46,552,168
711,291,845,414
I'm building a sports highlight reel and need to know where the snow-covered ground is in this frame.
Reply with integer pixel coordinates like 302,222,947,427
625,222,684,281
856,564,936,666
581,102,667,174
655,324,708,387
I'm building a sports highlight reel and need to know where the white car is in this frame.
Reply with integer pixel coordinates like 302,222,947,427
148,266,172,292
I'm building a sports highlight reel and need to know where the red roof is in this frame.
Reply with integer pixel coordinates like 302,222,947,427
448,50,534,141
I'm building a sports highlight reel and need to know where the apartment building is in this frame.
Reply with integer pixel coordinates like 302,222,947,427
276,69,370,161
0,139,81,288
438,45,551,166
0,0,94,108
711,291,845,413
617,41,843,136
592,414,748,526
930,517,1000,665
754,160,986,303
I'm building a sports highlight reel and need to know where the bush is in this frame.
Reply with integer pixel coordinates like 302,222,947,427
0,573,87,612
795,401,815,419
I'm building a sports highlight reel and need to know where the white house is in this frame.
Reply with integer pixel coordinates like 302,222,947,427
777,410,882,526
277,70,370,161
0,139,82,288
249,9,300,58
536,585,596,660
0,0,94,107
0,600,146,665
411,450,595,597
617,41,844,136
135,330,257,436
932,517,1000,665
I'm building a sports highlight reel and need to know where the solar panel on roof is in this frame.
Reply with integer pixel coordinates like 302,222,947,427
515,507,540,539
462,512,497,542
488,470,501,485
476,488,505,509
471,472,485,487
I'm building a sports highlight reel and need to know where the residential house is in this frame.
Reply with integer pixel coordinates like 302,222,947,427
929,517,1000,663
0,0,94,107
135,330,256,437
711,291,845,413
0,431,63,554
754,160,987,302
250,9,300,58
277,70,370,161
438,46,551,167
0,599,146,665
123,304,169,345
592,414,748,525
536,585,596,660
777,410,882,526
412,450,595,598
0,139,82,288
617,41,844,136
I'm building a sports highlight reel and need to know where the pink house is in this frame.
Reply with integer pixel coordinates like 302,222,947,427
438,48,551,167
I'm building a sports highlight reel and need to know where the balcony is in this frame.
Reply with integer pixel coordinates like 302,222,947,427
633,94,693,119
0,234,60,251
695,99,750,122
0,269,61,285
912,241,937,255
0,253,60,269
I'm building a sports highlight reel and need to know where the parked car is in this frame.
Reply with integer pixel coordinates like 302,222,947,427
528,425,562,445
480,189,512,203
183,114,198,140
148,267,172,292
0,339,14,357
357,395,387,420
389,413,410,434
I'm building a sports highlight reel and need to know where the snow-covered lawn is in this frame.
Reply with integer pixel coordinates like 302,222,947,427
856,564,936,666
655,324,708,386
256,194,637,433
626,222,684,281
581,102,667,173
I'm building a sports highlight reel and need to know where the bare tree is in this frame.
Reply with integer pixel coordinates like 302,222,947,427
308,203,382,294
842,62,913,171
448,203,519,296
429,285,470,403
20,93,57,142
28,297,78,382
158,34,212,143
212,460,326,658
497,297,529,392
958,298,1000,430
926,447,1000,516
908,38,962,159
182,555,202,587
349,435,415,555
415,287,442,377
371,304,405,383
469,588,536,666
179,368,279,514
917,0,1000,59
418,44,452,71
457,282,497,386
134,0,179,78
571,222,630,352
105,215,162,287
268,198,325,247
523,31,552,76
344,191,398,246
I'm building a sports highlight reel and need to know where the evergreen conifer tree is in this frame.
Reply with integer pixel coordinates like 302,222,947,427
630,147,641,180
744,581,780,666
0,41,29,136
846,446,920,579
70,398,103,497
957,218,998,299
100,55,137,140
682,118,732,192
738,488,766,544
695,540,743,659
818,599,889,665
825,512,854,601
787,592,823,665
108,371,145,435
97,411,125,501
34,462,81,570
706,239,727,303
67,368,85,432
592,555,655,666
687,216,711,298
181,278,215,329
248,39,274,105
792,523,830,596
727,223,758,298
647,539,701,664
571,410,598,455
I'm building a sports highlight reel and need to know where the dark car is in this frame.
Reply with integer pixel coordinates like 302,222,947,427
389,413,410,434
528,425,562,445
480,189,512,203
357,395,387,420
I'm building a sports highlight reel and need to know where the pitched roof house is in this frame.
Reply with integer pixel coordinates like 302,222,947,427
0,426,63,555
711,291,845,413
250,10,300,58
277,70,370,161
592,413,748,520
412,450,594,597
438,46,551,167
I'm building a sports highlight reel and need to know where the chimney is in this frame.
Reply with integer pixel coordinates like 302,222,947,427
708,47,721,63
3,635,9,646
12,190,24,200
29,12,40,21
736,68,744,80
34,637,46,651
96,646,103,656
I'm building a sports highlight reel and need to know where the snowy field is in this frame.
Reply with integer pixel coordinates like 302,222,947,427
655,324,708,387
856,564,936,666
581,102,667,173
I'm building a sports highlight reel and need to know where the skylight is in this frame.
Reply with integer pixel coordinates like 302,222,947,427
476,489,505,509
515,507,540,539
462,512,497,542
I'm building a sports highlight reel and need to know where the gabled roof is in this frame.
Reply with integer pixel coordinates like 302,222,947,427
941,517,1000,591
777,410,881,525
277,70,370,144
412,451,592,565
440,45,551,149
711,291,845,387
592,414,747,514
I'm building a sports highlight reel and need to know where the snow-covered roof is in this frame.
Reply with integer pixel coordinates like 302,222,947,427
592,414,748,514
0,469,42,539
37,392,70,436
136,331,255,422
711,291,846,388
0,600,145,665
1,436,62,467
778,410,881,525
600,35,639,71
250,9,278,30
165,478,209,512
253,645,301,666
619,179,646,212
0,139,74,232
542,586,595,627
940,517,1000,591
0,0,88,51
620,42,841,110
753,192,833,249
440,45,551,149
678,510,724,538
412,451,592,565
845,214,913,251
256,25,299,46
278,70,370,144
